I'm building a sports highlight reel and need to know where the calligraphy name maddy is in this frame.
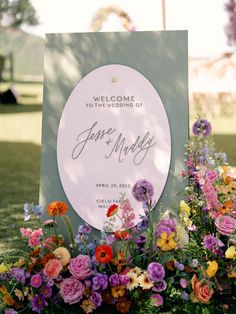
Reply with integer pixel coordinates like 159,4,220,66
71,121,156,165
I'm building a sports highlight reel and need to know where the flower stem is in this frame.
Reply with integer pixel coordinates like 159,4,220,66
148,201,154,264
53,215,58,246
62,215,76,250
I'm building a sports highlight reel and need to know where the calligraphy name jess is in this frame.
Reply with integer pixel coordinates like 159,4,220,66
71,121,156,165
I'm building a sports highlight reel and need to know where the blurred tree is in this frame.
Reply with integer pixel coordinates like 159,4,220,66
225,0,236,46
0,0,39,28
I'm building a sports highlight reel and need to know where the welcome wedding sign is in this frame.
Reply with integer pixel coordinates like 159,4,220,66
40,31,188,233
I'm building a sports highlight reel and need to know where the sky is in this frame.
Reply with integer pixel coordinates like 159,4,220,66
25,0,230,57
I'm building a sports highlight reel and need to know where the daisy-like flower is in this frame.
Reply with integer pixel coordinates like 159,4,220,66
95,245,113,263
80,299,96,314
115,298,132,314
126,271,139,290
111,285,126,298
138,271,154,290
131,267,142,275
106,204,118,218
157,231,177,251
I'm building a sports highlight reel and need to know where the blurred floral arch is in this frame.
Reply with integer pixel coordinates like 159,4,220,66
90,6,135,32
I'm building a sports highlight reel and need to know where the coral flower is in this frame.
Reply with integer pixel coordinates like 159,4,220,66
47,201,68,216
43,258,63,279
95,245,113,263
157,231,177,251
114,230,130,240
191,274,213,304
115,298,132,313
106,204,118,217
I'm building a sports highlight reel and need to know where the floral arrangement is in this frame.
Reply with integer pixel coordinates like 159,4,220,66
0,117,235,314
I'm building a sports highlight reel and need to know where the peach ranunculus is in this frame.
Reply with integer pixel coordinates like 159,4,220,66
191,274,214,304
43,258,63,279
53,247,71,266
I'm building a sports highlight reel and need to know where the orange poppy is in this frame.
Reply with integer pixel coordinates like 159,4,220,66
47,201,68,216
106,204,118,217
95,245,113,263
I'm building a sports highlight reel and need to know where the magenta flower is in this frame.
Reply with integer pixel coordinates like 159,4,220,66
203,234,218,250
151,293,164,306
68,255,93,280
31,294,48,313
60,277,84,304
148,262,165,282
215,215,236,236
31,274,42,288
40,286,52,298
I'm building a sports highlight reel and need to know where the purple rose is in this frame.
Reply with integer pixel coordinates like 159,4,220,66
151,294,164,306
203,234,218,250
215,215,236,236
132,179,154,202
90,291,102,307
109,273,120,286
92,273,108,291
68,255,93,280
148,262,165,282
152,279,167,292
60,277,84,304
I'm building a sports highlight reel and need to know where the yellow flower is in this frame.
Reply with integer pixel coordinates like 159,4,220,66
14,288,24,301
228,271,236,279
131,267,142,275
80,299,96,314
206,261,218,278
53,247,71,266
111,285,126,298
225,246,236,259
14,258,25,268
0,263,12,273
157,232,177,251
126,271,139,290
180,200,191,216
138,271,153,290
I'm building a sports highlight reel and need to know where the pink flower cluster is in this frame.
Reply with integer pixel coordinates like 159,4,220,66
120,198,135,229
201,178,221,211
20,227,43,247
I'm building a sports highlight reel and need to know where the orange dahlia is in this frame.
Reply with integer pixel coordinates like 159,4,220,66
106,204,118,217
95,245,113,263
47,201,68,216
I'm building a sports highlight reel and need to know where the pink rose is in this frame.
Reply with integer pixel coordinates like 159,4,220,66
215,215,236,236
68,255,93,280
191,275,213,304
44,258,63,279
60,277,84,304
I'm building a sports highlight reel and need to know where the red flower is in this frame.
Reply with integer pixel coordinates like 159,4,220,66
47,201,68,216
106,204,118,217
114,230,130,240
95,245,113,263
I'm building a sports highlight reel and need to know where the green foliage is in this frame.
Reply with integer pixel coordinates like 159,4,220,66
0,0,39,28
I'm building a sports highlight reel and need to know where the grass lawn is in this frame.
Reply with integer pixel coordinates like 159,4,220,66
0,82,235,258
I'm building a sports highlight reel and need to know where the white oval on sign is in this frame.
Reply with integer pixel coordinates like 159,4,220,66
57,64,171,230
